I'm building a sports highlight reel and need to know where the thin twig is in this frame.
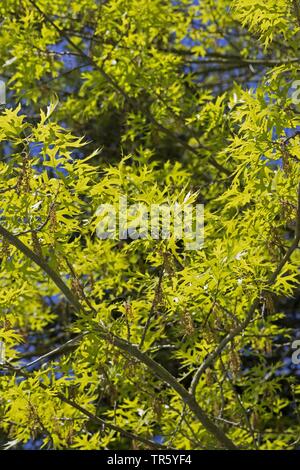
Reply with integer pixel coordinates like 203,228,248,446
3,363,164,450
18,333,87,370
139,266,164,349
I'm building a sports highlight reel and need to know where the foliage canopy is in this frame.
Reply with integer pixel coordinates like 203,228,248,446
0,0,300,450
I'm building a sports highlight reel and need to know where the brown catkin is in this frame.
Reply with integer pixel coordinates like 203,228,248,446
264,292,275,316
205,368,213,386
229,348,241,377
280,142,292,176
1,237,10,257
163,251,175,277
124,300,133,320
49,203,57,232
153,397,163,421
17,152,31,194
280,198,295,225
71,277,84,300
31,232,42,258
265,339,272,355
181,310,195,336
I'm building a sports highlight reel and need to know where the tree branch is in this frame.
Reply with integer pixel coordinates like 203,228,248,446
96,328,237,449
3,363,165,450
0,223,82,312
18,333,87,370
0,223,237,449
